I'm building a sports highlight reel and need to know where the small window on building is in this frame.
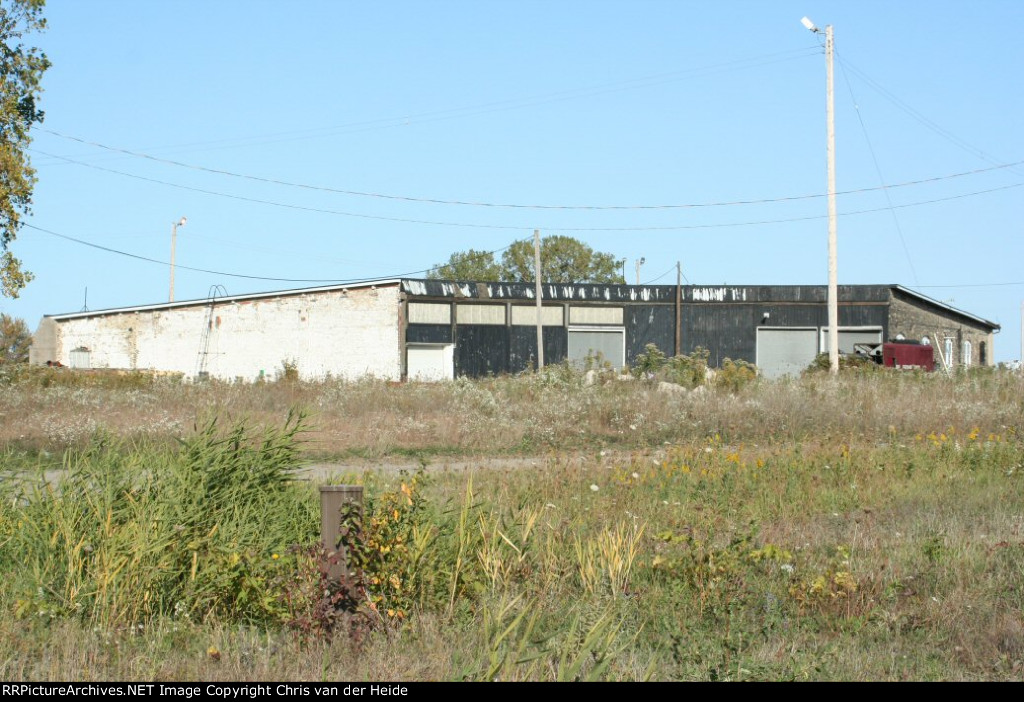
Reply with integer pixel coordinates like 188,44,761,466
944,337,954,369
962,340,972,367
980,341,987,365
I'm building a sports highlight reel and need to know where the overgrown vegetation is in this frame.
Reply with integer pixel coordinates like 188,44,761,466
1,370,1023,680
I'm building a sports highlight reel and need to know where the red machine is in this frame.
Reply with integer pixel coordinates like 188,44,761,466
882,342,935,371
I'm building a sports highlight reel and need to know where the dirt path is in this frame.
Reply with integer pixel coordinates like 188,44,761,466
296,451,635,481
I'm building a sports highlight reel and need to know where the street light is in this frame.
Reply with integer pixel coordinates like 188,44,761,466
635,257,646,285
802,16,839,375
170,216,187,302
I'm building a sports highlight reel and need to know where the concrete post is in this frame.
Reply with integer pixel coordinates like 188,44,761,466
319,485,364,582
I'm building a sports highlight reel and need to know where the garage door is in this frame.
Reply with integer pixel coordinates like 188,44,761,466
568,328,625,369
407,344,454,381
757,328,818,379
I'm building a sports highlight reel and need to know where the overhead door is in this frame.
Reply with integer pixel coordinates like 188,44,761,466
757,328,818,379
568,328,625,369
407,344,454,381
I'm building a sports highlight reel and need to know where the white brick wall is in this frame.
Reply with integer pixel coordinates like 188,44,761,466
50,285,402,381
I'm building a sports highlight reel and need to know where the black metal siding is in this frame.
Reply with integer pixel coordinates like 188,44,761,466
681,303,889,366
406,324,452,344
508,327,568,373
455,326,509,377
626,305,677,362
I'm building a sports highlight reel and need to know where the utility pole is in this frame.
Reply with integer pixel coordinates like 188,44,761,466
169,216,187,302
825,24,839,376
534,230,544,370
635,257,645,285
675,262,682,356
802,18,839,375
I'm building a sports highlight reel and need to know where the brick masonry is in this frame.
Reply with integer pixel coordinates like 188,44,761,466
888,292,995,367
34,285,402,381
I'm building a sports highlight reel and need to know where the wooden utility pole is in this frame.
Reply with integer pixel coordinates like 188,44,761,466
825,24,839,375
534,230,544,369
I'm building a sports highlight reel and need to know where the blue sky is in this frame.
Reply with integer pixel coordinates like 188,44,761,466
4,1,1023,360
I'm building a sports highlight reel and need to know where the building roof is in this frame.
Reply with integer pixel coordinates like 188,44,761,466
43,278,1000,332
46,278,402,321
891,285,1000,331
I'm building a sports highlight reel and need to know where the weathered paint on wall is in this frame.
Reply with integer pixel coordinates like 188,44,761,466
40,285,402,381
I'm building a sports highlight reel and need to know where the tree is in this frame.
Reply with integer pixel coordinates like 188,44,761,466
428,236,626,284
427,248,504,281
0,0,49,299
0,313,31,363
501,235,625,284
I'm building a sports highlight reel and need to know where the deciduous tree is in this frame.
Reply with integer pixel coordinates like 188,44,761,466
427,248,505,281
0,0,49,298
0,312,31,363
500,235,624,284
429,236,625,284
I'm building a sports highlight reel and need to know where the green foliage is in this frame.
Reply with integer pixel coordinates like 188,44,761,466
0,411,317,627
0,363,183,388
806,352,880,374
0,312,30,363
631,344,712,389
714,357,757,391
502,235,624,284
0,0,50,298
427,248,505,281
429,236,625,284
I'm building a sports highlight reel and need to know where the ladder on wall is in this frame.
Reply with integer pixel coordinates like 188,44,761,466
195,285,228,380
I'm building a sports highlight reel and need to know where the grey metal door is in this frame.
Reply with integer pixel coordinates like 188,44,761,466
756,328,818,379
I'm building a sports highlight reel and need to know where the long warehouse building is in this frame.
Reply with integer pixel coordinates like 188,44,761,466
29,279,1000,381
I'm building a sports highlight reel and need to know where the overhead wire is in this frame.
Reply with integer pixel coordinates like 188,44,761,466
837,54,920,285
836,53,1024,178
24,223,1024,292
30,148,1023,232
21,222,526,284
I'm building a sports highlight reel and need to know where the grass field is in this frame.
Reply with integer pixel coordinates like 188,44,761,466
1,364,1022,680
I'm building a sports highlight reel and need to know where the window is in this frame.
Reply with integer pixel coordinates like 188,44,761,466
962,340,972,367
944,338,954,369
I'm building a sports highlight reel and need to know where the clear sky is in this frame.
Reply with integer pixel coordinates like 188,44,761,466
3,1,1023,360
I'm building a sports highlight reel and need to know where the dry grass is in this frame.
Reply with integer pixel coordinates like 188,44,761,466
2,365,1022,459
1,366,1023,680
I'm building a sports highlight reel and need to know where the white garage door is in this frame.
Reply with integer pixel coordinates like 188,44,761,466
757,328,818,379
407,344,454,381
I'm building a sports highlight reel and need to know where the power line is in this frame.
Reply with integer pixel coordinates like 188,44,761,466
836,52,1024,178
25,222,1024,292
641,265,677,285
21,222,525,283
837,54,920,286
28,147,1019,232
36,132,1024,211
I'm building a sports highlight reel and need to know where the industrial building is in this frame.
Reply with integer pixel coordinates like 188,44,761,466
29,279,1000,381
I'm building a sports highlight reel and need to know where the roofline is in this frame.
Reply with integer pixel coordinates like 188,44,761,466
45,278,402,321
891,284,1001,331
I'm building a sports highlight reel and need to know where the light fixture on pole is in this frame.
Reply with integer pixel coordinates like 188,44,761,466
170,216,187,302
802,16,839,375
635,257,646,285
